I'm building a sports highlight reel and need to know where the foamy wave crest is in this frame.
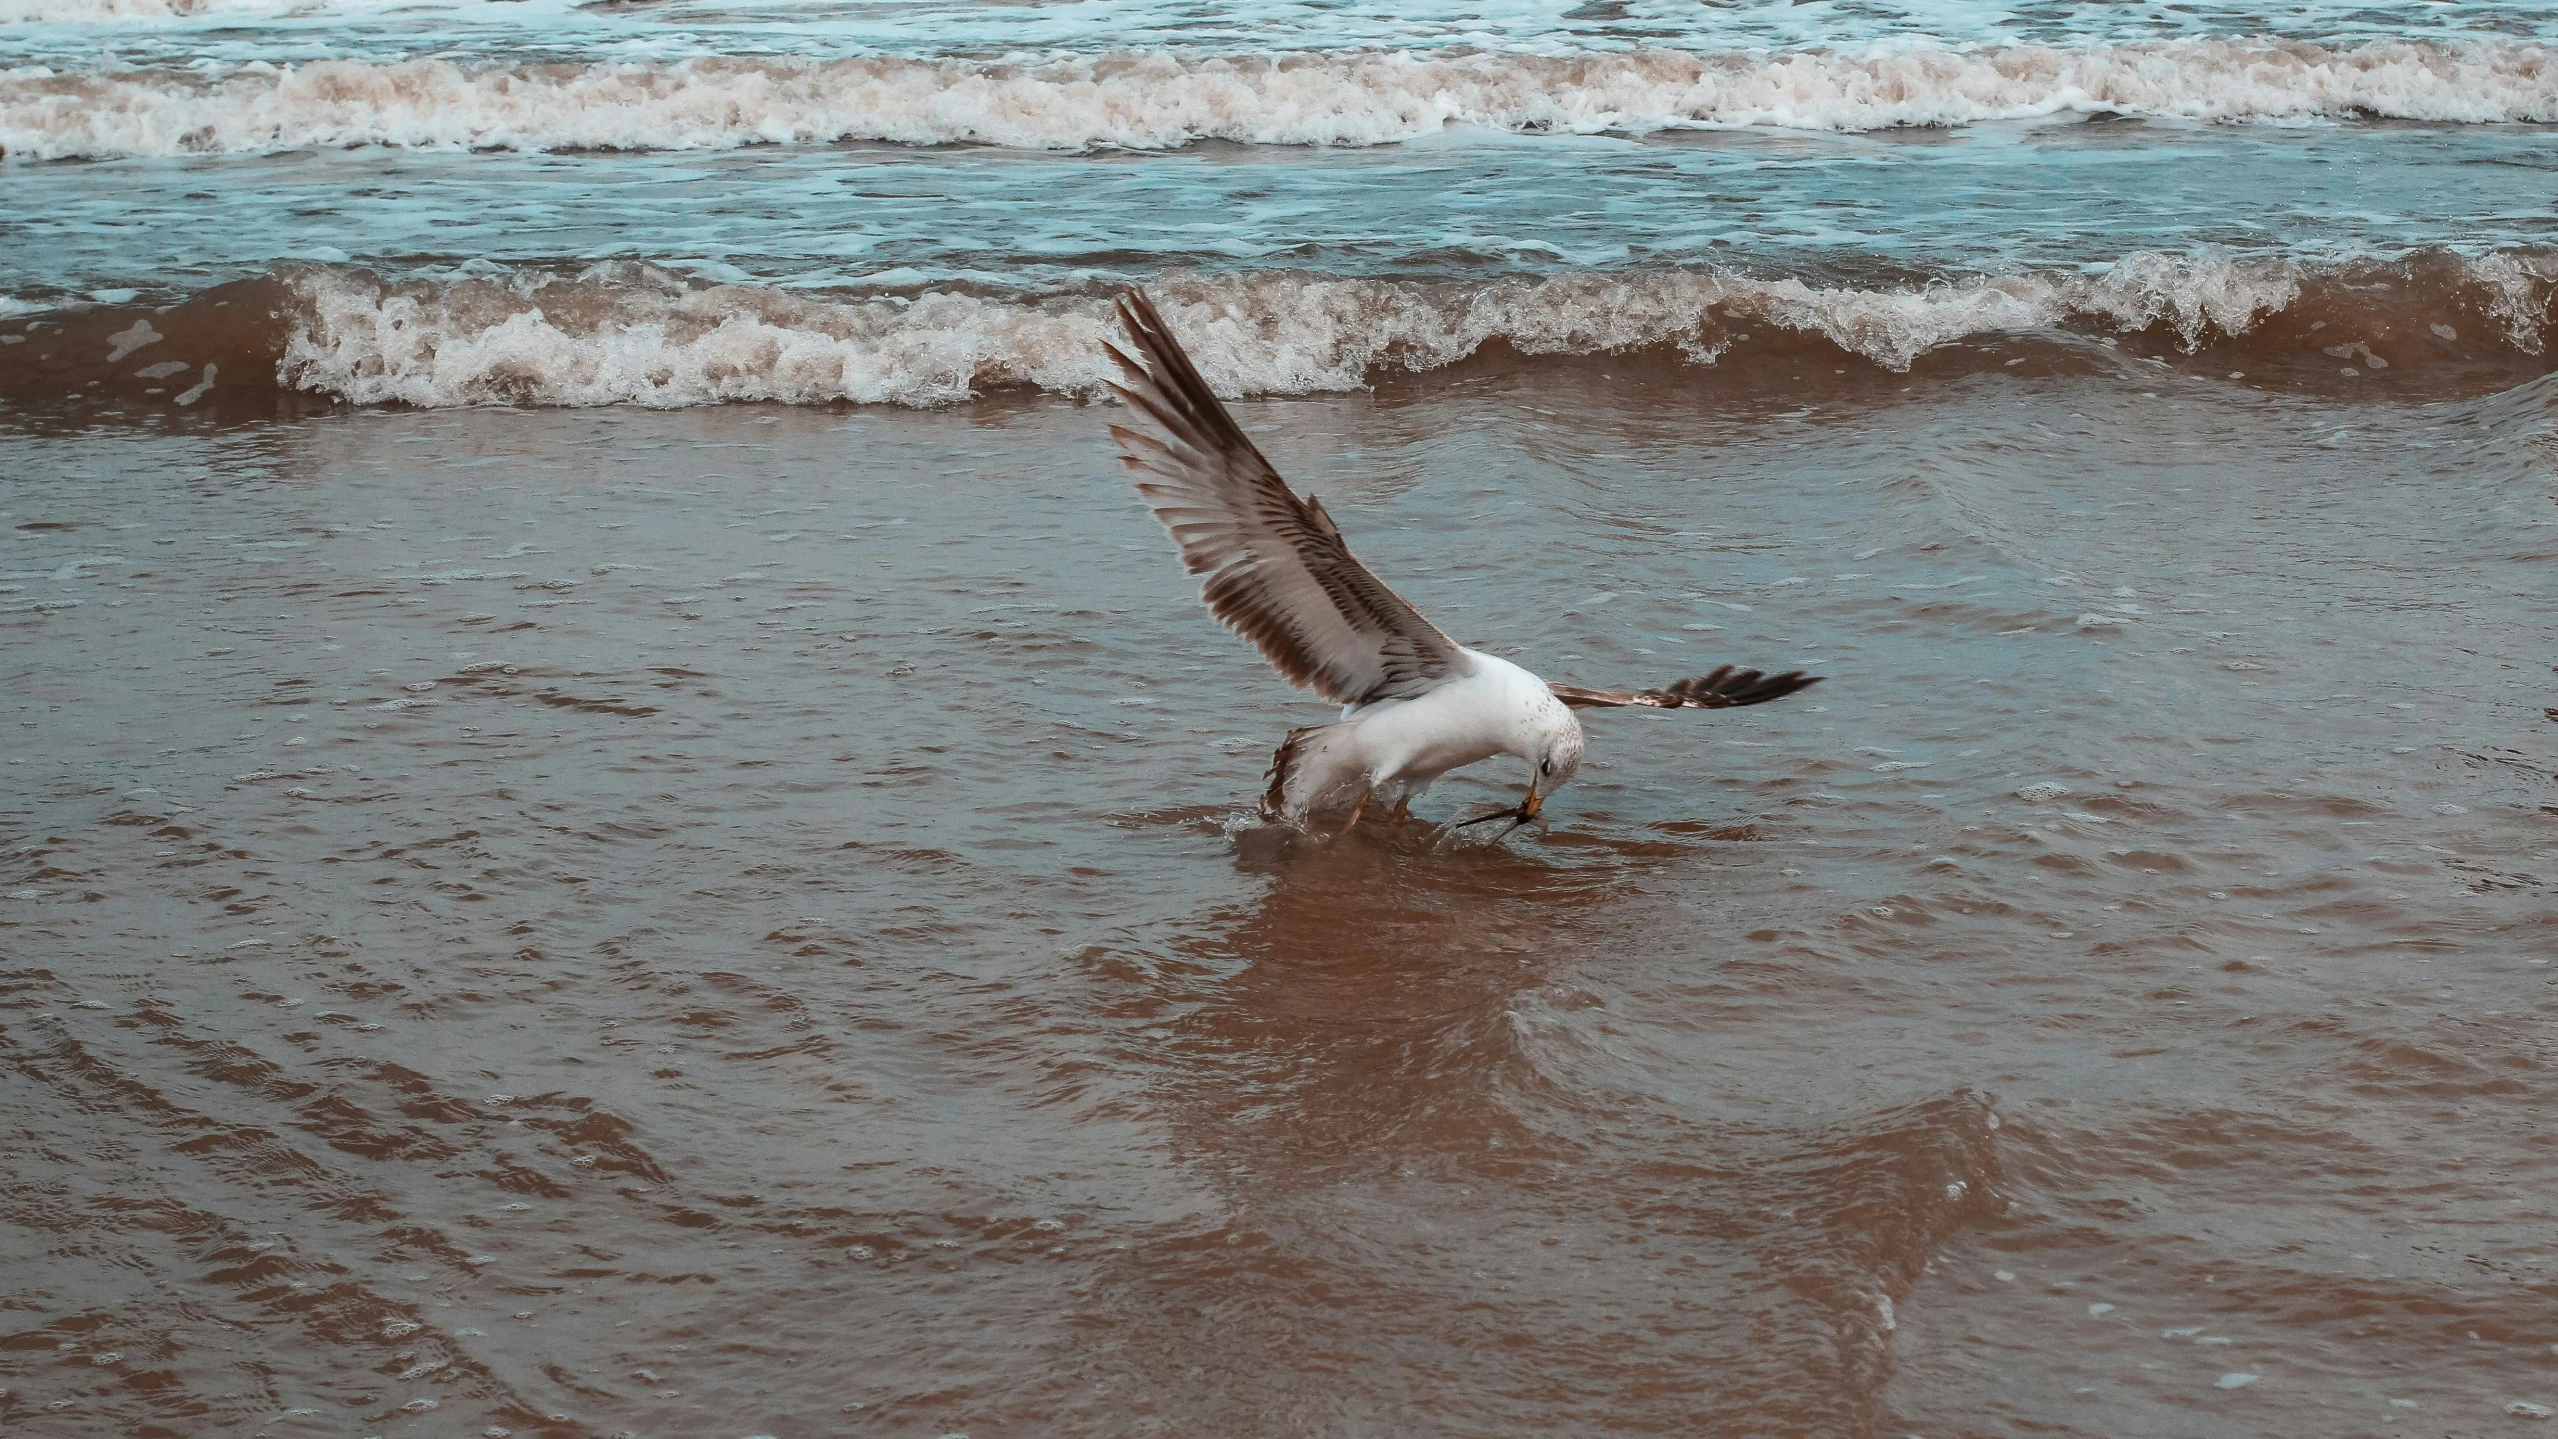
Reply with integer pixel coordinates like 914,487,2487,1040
5,40,2554,159
0,0,231,18
0,0,470,21
263,252,2552,409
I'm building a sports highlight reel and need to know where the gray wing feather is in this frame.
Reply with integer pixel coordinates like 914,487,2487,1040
1105,287,1461,706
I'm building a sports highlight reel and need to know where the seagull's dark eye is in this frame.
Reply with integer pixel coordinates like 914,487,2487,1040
1540,758,1555,776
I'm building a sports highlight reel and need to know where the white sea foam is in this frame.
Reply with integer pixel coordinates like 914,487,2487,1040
0,0,2537,66
264,252,2512,410
0,0,230,17
4,41,2553,160
2474,251,2558,355
0,0,500,22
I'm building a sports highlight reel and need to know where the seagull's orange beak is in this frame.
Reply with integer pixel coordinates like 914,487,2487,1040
1497,780,1544,840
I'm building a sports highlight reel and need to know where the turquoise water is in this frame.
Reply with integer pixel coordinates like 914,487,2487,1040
4,2,2554,407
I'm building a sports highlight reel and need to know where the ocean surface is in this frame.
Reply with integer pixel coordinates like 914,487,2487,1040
3,1,2555,1436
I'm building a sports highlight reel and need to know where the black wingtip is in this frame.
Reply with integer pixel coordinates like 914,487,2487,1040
1655,668,1823,708
1729,669,1821,706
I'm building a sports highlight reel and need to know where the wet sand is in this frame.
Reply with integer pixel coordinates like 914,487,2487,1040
3,368,2554,1436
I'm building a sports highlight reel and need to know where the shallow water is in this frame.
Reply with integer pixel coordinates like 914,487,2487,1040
4,367,2553,1435
6,0,2558,1431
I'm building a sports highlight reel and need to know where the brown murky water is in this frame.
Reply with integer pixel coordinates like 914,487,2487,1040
3,365,2554,1437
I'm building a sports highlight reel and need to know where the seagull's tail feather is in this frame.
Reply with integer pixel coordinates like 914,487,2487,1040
1263,722,1368,825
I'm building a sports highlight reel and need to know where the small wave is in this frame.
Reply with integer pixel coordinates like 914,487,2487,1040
2,251,2549,411
0,0,517,20
0,0,228,17
3,40,2554,160
269,259,2301,405
269,252,2558,406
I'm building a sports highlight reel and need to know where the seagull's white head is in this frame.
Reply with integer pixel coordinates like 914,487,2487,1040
1505,704,1584,829
1532,716,1585,799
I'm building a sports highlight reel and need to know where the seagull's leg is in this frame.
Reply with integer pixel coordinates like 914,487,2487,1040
1388,793,1413,825
1340,788,1371,834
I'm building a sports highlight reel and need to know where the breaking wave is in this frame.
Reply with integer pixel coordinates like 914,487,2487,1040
0,0,236,17
3,250,2550,411
3,40,2554,160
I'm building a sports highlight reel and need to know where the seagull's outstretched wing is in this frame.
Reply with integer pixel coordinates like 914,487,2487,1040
1104,287,1462,707
1550,666,1821,710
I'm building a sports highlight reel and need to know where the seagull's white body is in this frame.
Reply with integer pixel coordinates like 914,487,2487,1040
1100,287,1818,834
1277,649,1583,819
1349,649,1580,788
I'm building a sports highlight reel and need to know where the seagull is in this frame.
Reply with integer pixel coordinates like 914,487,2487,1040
1102,287,1821,836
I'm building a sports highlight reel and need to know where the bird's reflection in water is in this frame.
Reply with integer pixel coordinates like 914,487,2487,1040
1143,824,1643,1176
1040,827,2006,1436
